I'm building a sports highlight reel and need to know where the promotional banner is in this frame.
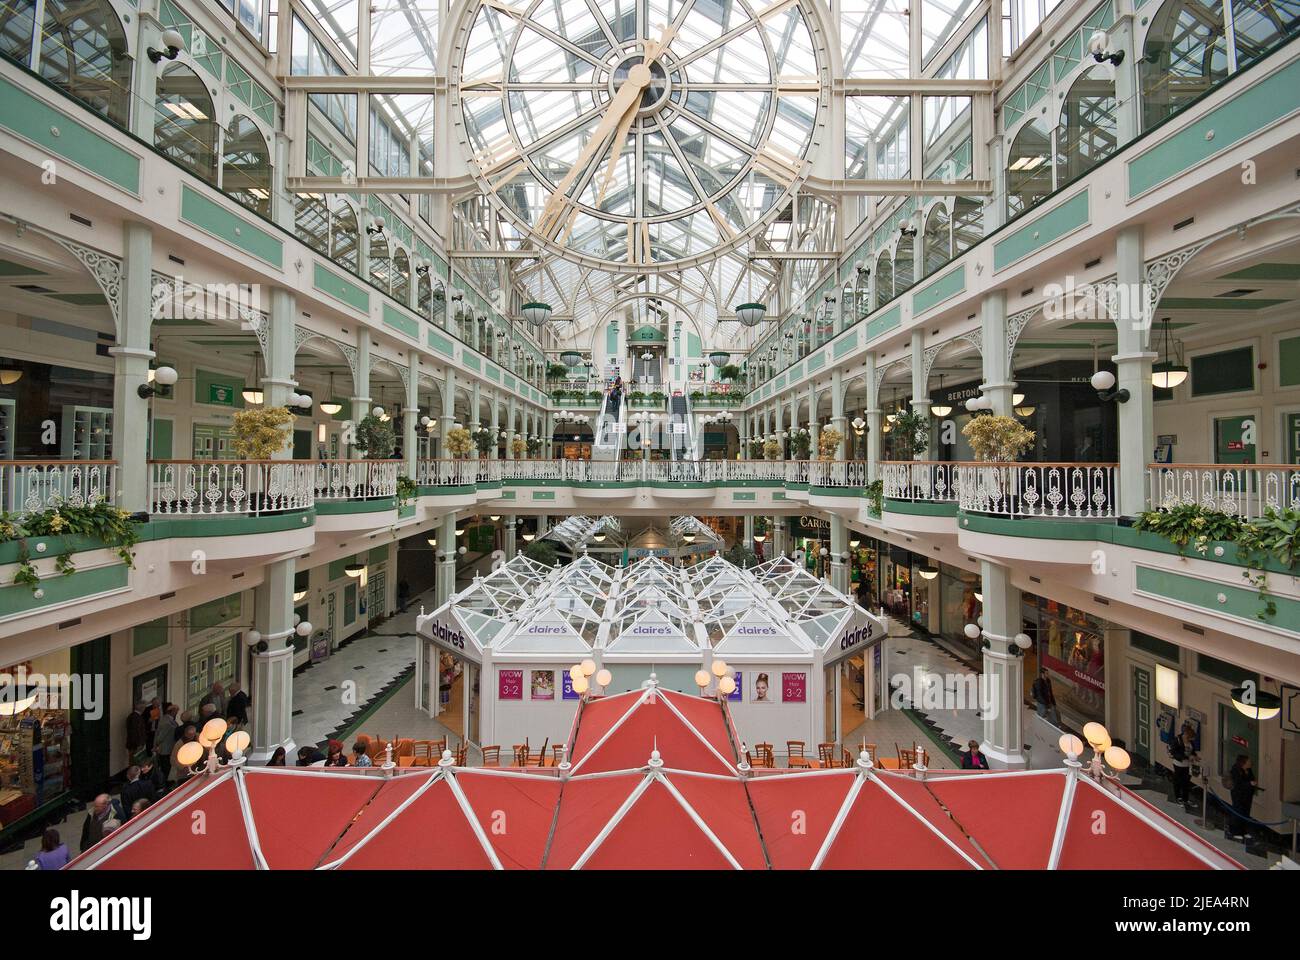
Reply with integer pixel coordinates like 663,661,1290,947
498,669,523,701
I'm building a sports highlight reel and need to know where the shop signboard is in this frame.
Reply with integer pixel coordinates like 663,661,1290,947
824,606,884,666
207,383,235,406
498,669,523,700
423,609,479,661
782,672,807,703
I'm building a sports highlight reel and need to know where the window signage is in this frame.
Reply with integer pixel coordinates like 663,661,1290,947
207,383,235,405
498,669,523,700
782,672,807,703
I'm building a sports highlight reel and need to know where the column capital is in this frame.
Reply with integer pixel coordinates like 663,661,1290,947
106,346,155,360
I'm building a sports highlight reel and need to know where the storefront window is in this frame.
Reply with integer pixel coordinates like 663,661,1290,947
0,651,74,828
1033,597,1105,725
940,565,981,653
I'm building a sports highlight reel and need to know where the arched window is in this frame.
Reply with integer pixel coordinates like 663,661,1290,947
922,204,951,278
154,63,216,182
368,233,392,293
332,203,359,273
222,116,272,217
431,282,446,327
875,252,893,307
1006,117,1052,217
1231,0,1300,69
296,194,329,256
1140,0,1228,131
417,270,432,317
392,249,411,304
952,197,982,254
22,0,132,127
894,240,913,293
1057,65,1117,184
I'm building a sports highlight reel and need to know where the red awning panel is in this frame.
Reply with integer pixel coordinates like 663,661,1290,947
456,771,563,870
926,771,1066,869
545,774,643,869
568,690,735,775
581,780,737,870
748,771,856,870
819,778,981,870
1057,781,1215,870
243,769,385,869
89,776,257,870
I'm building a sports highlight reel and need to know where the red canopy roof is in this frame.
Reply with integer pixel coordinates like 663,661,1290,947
69,687,1242,871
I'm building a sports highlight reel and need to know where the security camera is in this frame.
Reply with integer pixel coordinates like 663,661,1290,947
148,27,185,63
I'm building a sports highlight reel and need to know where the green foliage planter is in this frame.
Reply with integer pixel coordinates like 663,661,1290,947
355,415,396,459
1135,503,1300,620
395,475,417,510
1,502,140,594
865,479,883,517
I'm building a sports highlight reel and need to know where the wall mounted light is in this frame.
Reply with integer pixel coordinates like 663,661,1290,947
147,27,185,63
137,365,178,399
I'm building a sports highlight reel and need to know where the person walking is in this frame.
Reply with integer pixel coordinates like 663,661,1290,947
1031,668,1060,726
1227,754,1258,840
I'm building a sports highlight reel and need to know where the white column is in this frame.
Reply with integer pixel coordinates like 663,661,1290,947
909,328,930,450
865,353,882,482
829,515,848,592
403,361,418,477
979,559,1027,769
488,393,500,459
831,368,846,459
349,332,371,459
436,512,458,605
439,368,457,459
504,514,517,559
1114,225,1154,517
110,221,153,512
981,290,1014,416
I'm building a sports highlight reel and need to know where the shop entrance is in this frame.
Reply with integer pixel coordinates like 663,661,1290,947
838,655,868,742
431,648,479,744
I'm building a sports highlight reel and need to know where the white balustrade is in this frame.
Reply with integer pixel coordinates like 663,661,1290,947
808,460,868,488
1,460,117,515
1147,464,1300,520
313,459,400,500
150,461,315,516
957,463,1118,519
880,461,959,502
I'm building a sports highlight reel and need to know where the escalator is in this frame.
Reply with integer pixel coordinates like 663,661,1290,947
592,387,625,463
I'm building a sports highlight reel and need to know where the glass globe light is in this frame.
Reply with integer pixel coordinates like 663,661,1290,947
964,623,981,640
596,669,612,687
711,660,728,678
573,676,589,694
695,670,710,688
226,731,251,756
569,665,584,682
1058,734,1084,758
177,741,205,767
581,659,596,677
1082,721,1111,750
200,717,227,746
1104,745,1131,772
717,676,736,696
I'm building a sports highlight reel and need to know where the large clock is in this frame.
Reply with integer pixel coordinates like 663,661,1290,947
453,0,828,273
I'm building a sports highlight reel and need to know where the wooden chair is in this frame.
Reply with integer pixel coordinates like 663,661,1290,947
367,737,389,763
787,740,807,758
896,744,917,769
751,743,775,768
455,741,469,766
865,743,878,765
527,739,550,766
394,738,415,764
512,744,529,766
430,736,448,756
818,743,837,768
411,740,438,766
552,744,566,765
842,747,854,768
481,745,501,767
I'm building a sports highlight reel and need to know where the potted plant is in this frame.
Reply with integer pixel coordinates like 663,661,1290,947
719,363,742,382
817,427,844,460
747,439,765,459
890,408,931,459
231,406,295,460
526,436,542,458
511,435,526,459
354,414,396,459
471,426,495,457
546,363,569,381
395,475,416,510
649,391,666,406
791,428,811,460
763,439,782,461
446,426,473,458
961,414,1035,462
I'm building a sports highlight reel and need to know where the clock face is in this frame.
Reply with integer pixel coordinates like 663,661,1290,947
454,0,827,273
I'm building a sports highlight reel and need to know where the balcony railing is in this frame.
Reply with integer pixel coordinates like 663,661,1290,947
1,460,117,515
1147,464,1300,520
313,459,400,501
809,460,869,488
881,461,959,502
417,459,481,486
149,460,315,516
728,460,789,481
957,463,1118,519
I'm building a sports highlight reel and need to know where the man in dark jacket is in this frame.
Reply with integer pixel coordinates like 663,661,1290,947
1031,669,1060,726
80,793,114,852
225,683,250,725
119,765,155,812
125,701,148,765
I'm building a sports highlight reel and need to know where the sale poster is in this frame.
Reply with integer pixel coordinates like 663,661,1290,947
782,672,807,703
562,672,580,700
498,669,523,700
728,671,743,702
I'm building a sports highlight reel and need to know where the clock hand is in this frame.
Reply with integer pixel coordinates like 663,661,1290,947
535,69,650,238
554,24,677,244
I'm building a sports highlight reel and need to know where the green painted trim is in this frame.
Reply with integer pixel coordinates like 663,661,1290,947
993,189,1089,272
811,486,869,499
313,261,370,311
180,185,283,268
427,328,455,357
1134,565,1297,632
416,485,476,496
0,563,128,617
463,354,481,372
531,491,556,500
733,492,757,502
1127,58,1300,199
0,76,140,193
315,497,396,514
382,303,419,339
143,510,315,539
485,365,500,382
865,304,902,342
397,503,416,519
911,264,966,315
834,332,860,359
885,499,958,516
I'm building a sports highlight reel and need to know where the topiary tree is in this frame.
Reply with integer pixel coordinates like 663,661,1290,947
817,427,844,460
510,435,526,459
891,408,931,458
230,406,294,460
763,439,782,461
524,539,558,566
471,427,495,457
354,414,396,459
446,426,473,458
962,414,1036,462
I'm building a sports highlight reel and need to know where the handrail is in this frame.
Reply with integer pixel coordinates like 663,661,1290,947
149,460,314,516
957,462,1118,519
1,460,119,515
1147,463,1300,520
